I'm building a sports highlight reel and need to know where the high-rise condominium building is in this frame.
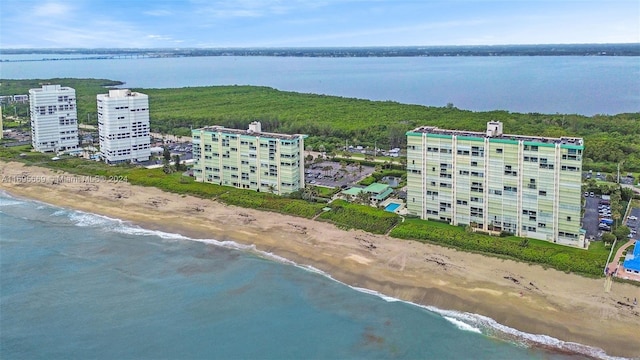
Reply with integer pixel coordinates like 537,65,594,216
29,85,78,152
406,121,585,248
192,121,305,195
97,89,150,164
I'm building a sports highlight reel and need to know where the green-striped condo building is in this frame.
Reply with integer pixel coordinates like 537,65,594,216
192,122,306,195
406,121,585,248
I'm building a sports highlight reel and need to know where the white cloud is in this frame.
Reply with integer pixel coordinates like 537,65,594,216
33,1,74,17
143,9,173,17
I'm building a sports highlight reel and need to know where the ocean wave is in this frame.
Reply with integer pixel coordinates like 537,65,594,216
350,286,400,303
0,192,26,207
443,316,482,334
68,212,119,228
51,210,68,217
113,225,190,240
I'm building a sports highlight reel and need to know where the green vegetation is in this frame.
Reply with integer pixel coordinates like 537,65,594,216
0,78,124,124
358,169,406,187
125,169,326,219
317,199,399,234
2,78,639,171
389,219,611,277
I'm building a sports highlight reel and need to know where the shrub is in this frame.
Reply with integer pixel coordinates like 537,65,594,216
317,200,399,234
390,218,608,277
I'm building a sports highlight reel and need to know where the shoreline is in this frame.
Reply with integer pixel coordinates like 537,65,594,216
1,161,639,358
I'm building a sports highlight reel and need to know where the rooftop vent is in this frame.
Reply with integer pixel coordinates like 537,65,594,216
486,121,503,137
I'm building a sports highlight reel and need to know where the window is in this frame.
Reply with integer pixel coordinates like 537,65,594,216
496,148,503,154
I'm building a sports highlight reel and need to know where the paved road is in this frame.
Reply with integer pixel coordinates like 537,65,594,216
626,207,640,240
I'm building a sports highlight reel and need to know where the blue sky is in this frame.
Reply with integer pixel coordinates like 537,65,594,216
1,0,638,48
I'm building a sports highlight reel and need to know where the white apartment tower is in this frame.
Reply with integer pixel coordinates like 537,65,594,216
97,89,151,163
29,85,79,152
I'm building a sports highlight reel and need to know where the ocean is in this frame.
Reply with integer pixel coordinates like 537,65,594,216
0,192,614,359
1,55,639,115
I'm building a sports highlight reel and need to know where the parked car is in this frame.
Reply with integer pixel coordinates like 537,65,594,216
589,192,595,197
629,215,638,221
598,223,611,231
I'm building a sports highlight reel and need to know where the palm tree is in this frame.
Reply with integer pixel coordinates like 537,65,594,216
303,186,318,202
355,190,370,205
399,157,407,170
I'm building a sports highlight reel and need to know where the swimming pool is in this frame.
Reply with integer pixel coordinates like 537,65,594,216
384,203,401,212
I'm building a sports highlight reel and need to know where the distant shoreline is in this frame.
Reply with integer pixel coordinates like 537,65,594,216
2,43,639,61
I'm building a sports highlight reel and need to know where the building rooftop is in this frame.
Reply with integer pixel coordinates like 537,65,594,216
98,89,146,98
29,84,74,93
364,183,391,194
195,125,305,141
342,187,365,196
409,121,583,146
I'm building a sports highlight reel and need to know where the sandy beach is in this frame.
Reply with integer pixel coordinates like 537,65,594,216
1,161,639,358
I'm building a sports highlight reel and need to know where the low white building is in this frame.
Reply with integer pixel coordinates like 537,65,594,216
29,85,79,152
97,89,151,164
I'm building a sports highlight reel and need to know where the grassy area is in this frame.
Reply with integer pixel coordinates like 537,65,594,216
312,186,339,198
317,199,399,234
389,218,609,277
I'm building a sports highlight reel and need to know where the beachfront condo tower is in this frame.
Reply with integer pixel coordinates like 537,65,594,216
192,122,306,195
97,89,151,164
29,85,79,152
406,121,585,248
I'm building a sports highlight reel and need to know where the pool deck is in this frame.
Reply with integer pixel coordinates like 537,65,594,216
381,198,407,215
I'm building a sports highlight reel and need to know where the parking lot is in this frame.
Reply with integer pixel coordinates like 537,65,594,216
306,161,375,189
626,207,640,240
583,194,603,239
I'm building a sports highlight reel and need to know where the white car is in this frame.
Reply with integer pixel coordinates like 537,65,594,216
629,215,638,221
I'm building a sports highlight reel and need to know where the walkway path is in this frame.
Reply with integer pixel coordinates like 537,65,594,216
605,239,640,285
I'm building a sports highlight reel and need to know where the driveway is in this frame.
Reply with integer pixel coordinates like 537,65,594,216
626,207,640,240
582,194,601,239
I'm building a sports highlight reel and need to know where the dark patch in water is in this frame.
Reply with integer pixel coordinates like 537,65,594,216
363,332,385,345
